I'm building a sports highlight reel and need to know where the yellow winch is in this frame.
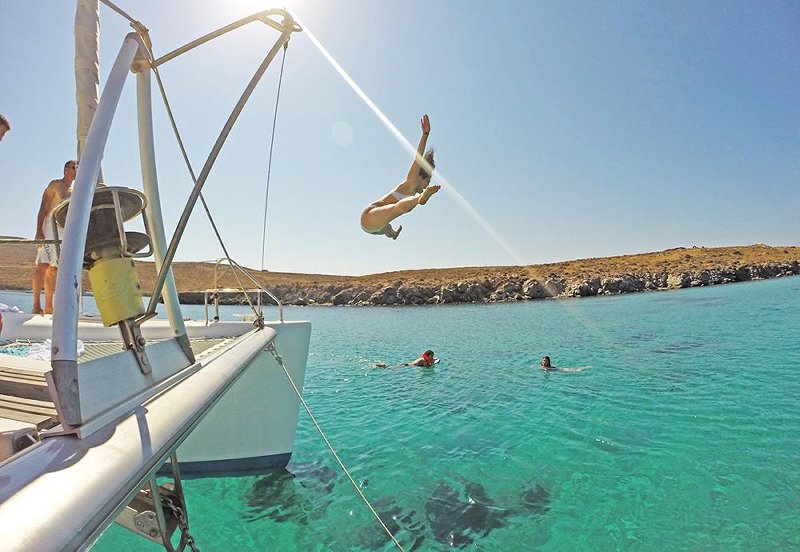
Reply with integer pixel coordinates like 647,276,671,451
89,256,145,327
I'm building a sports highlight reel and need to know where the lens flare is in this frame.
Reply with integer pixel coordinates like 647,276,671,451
287,8,524,265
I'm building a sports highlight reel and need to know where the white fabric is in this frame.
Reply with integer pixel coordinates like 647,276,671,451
26,338,85,361
0,304,22,313
75,0,100,156
40,216,59,267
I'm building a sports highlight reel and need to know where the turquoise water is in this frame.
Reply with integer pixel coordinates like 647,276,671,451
3,278,799,550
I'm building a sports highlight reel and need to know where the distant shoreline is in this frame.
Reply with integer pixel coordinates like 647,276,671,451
2,243,797,307
175,261,798,306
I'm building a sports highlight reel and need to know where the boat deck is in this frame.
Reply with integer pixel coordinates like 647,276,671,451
0,337,232,433
0,394,58,430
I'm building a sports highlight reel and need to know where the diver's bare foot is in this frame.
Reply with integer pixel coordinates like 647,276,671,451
418,185,440,205
390,225,403,240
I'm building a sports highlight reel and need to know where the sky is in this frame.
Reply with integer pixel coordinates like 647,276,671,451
1,0,798,276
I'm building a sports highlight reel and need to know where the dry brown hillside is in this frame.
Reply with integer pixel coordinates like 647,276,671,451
1,240,797,306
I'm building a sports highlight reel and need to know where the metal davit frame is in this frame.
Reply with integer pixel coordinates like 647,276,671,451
0,8,307,552
49,9,301,431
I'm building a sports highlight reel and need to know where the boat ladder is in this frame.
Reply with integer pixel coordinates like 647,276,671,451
116,453,199,551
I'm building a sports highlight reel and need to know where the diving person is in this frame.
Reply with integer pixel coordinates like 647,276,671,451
360,114,440,239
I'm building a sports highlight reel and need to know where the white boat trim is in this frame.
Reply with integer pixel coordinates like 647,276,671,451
0,327,274,551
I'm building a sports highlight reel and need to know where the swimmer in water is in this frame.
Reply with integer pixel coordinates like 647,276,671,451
375,350,438,368
540,356,587,372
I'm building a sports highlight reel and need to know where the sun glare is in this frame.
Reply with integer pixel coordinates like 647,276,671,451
286,6,526,265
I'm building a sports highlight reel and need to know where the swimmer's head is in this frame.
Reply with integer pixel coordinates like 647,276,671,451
418,149,435,182
540,356,551,368
422,350,434,363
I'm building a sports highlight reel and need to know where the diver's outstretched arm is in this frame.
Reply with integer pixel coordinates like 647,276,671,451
405,114,431,182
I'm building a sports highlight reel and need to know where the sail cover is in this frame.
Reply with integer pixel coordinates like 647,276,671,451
75,0,100,160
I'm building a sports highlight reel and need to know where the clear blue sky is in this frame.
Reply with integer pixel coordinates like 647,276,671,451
1,0,798,276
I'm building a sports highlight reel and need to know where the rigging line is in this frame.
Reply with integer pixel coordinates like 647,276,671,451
98,0,137,25
260,43,288,272
140,36,262,320
151,65,261,320
267,344,405,552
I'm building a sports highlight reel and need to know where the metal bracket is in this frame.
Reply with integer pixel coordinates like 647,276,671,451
175,333,195,365
119,318,152,374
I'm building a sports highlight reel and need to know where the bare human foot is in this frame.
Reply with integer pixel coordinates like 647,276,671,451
418,185,440,205
390,225,403,240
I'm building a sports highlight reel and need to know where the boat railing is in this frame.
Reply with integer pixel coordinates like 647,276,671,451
204,258,284,324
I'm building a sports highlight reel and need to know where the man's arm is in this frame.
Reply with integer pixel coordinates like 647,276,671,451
34,184,55,240
404,114,431,183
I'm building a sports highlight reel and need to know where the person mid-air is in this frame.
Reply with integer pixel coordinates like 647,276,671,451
360,114,440,240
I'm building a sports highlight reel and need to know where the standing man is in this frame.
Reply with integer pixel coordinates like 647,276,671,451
0,114,9,141
32,160,76,314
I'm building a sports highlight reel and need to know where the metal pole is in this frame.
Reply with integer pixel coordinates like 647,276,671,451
136,68,187,339
145,26,294,317
151,9,296,68
52,33,143,365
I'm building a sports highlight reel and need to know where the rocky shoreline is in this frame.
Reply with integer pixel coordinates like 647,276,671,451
179,261,800,307
2,243,798,307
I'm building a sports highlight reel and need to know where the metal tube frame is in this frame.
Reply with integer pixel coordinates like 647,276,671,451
151,9,300,68
136,68,187,339
143,12,299,319
52,33,145,365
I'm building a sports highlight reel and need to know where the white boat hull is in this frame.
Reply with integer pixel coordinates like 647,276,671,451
176,320,311,475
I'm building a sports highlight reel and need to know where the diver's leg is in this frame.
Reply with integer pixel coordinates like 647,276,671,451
361,198,416,233
418,185,440,205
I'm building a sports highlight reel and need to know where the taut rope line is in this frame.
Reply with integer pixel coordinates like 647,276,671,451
260,43,288,272
99,6,403,546
267,344,405,552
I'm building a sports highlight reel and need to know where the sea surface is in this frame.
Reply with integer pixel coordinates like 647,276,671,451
2,277,799,550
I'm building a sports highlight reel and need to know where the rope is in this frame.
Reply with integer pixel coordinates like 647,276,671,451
267,344,405,552
92,11,393,547
260,43,288,272
98,0,136,24
153,66,263,323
